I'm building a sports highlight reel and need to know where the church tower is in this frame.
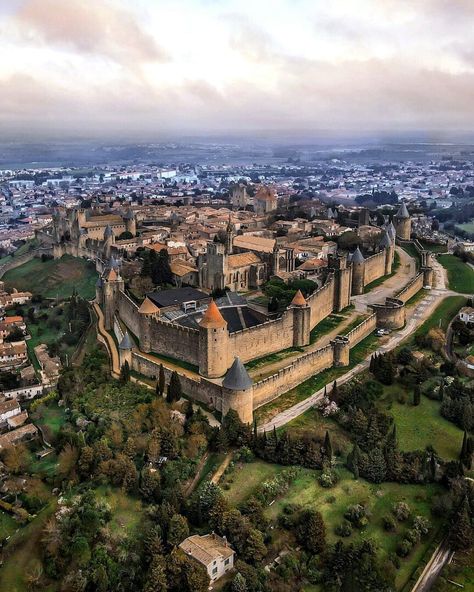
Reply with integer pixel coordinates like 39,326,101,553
225,215,234,255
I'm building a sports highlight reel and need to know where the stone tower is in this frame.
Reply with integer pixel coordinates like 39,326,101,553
272,242,280,275
222,357,253,424
205,241,226,291
290,290,311,347
198,300,229,378
379,230,394,276
394,203,411,240
138,297,160,352
351,247,365,295
102,267,124,330
103,224,115,259
328,254,352,311
119,331,133,368
225,215,234,255
230,183,248,209
124,208,136,236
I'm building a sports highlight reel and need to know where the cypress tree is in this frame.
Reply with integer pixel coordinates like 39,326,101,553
120,361,130,383
157,364,165,397
449,498,474,550
167,371,182,403
323,430,333,462
330,380,338,402
460,430,468,465
413,385,421,406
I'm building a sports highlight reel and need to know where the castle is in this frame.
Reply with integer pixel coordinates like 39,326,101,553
44,201,431,424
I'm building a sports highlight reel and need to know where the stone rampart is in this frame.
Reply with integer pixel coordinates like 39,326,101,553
364,251,386,285
396,272,424,304
344,313,377,346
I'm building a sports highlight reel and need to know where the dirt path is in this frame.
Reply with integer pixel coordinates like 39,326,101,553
93,302,120,377
184,451,209,496
211,452,232,484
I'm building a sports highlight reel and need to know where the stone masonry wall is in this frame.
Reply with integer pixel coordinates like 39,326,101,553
252,344,334,408
344,313,377,346
307,275,336,329
117,291,140,337
396,272,424,304
149,318,200,367
364,251,386,286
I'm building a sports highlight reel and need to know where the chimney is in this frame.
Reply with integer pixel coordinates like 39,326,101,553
223,535,227,547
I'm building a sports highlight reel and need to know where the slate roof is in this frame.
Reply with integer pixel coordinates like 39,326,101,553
119,332,133,350
351,246,365,263
222,357,253,390
396,203,410,219
147,287,208,308
379,231,392,249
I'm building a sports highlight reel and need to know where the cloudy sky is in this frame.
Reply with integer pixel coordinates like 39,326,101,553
1,0,474,139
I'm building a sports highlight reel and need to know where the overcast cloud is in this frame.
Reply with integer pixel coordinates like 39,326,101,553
0,0,473,138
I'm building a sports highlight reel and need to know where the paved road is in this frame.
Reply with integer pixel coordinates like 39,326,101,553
258,256,450,432
352,246,416,312
411,542,454,592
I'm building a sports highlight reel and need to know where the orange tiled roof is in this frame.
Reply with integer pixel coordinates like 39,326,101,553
138,297,160,315
200,300,227,329
291,290,307,306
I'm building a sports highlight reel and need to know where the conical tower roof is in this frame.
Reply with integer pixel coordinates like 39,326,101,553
106,267,118,281
379,230,392,249
396,202,409,219
291,289,307,306
104,224,114,239
119,331,133,350
351,246,365,263
138,297,160,315
387,221,397,241
200,300,227,329
222,357,252,391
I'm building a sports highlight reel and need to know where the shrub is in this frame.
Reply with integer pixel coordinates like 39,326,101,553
237,446,254,463
344,504,369,528
396,539,413,558
335,520,352,537
412,516,431,536
392,502,411,522
405,528,421,545
318,469,339,488
382,514,397,531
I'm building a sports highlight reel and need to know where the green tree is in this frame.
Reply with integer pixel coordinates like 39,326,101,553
231,572,248,592
296,508,326,554
145,554,168,592
449,498,474,550
157,364,166,397
413,385,421,406
120,361,130,383
167,371,182,403
167,514,189,547
323,430,333,463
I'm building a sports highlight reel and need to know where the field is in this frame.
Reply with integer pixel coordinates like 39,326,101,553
224,461,442,591
0,510,19,541
3,255,97,299
457,221,474,235
31,404,67,443
94,486,144,534
413,295,466,338
0,501,57,592
377,385,464,460
438,254,474,293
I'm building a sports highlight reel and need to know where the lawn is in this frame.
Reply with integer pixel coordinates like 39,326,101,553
413,295,466,338
400,243,421,268
3,254,98,299
31,404,67,441
438,254,474,293
378,385,464,460
224,460,442,591
223,460,284,506
0,510,18,541
245,346,304,372
95,486,143,534
0,501,57,592
419,242,447,254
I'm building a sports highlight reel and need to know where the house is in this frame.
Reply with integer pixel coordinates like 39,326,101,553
459,307,474,324
0,340,28,369
0,399,22,426
179,533,235,582
0,423,38,449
